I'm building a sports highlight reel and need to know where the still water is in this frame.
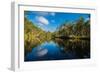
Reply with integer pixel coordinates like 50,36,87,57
25,39,90,61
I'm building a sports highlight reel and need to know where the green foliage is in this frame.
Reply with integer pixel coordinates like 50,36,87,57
52,16,90,40
24,17,52,51
24,16,90,52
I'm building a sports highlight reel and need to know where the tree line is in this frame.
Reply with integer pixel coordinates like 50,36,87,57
53,16,90,39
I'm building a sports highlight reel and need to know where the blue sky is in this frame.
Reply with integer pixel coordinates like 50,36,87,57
24,11,90,32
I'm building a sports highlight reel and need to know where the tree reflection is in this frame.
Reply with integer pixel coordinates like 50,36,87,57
54,38,90,58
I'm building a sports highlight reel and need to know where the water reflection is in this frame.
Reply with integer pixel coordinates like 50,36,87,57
25,39,90,61
54,38,90,59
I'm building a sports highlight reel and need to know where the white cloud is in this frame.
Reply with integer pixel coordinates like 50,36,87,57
36,16,49,25
50,12,55,16
36,12,55,17
85,17,90,22
36,12,49,16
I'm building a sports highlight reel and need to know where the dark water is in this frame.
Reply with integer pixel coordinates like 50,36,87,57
25,39,90,61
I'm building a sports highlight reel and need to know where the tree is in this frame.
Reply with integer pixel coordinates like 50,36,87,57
75,17,84,36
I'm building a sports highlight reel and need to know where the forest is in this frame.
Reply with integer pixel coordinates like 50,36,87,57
53,16,90,39
24,16,90,54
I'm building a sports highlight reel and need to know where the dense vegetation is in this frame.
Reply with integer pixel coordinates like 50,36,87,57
53,17,90,39
24,16,90,54
24,17,52,54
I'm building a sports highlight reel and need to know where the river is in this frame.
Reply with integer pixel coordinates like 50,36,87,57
25,39,90,61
